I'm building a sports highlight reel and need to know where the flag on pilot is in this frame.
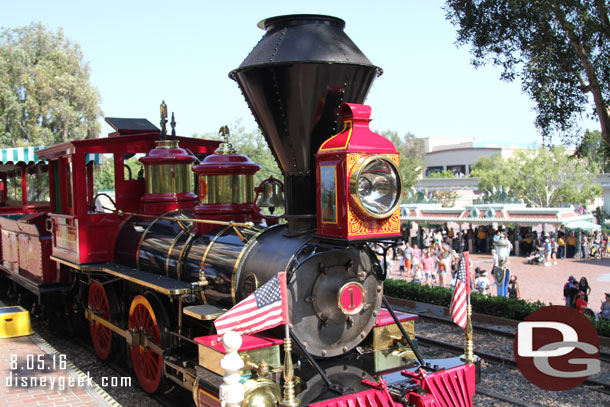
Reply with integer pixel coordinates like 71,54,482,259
214,272,289,336
450,252,470,329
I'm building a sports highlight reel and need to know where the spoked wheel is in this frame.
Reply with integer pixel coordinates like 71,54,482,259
128,294,169,394
88,281,118,361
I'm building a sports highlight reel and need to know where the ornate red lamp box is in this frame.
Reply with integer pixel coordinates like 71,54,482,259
316,103,402,240
139,140,198,213
192,139,262,233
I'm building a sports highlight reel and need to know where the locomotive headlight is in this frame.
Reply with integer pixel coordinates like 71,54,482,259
349,156,402,219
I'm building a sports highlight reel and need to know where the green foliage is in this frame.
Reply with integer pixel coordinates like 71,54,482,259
470,146,600,207
384,279,610,337
426,170,456,179
378,130,424,190
444,1,610,146
574,129,610,172
384,279,546,320
592,318,610,337
194,123,281,186
93,156,115,192
0,23,102,146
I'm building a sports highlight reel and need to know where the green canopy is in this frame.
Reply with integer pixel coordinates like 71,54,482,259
0,146,102,171
563,219,601,232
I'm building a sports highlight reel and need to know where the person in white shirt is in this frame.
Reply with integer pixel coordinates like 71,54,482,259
475,270,490,295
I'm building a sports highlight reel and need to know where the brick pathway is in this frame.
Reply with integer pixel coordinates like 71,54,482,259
0,330,120,407
389,253,610,312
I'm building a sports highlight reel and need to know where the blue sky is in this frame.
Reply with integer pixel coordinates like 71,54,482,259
1,1,598,146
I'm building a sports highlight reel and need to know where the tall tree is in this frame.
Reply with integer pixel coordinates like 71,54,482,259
379,130,425,190
470,147,600,207
574,129,610,172
0,22,102,147
445,1,610,146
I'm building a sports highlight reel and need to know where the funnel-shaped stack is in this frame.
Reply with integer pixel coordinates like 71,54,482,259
230,15,381,227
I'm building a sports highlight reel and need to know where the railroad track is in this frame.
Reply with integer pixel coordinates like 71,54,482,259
396,305,610,364
417,335,610,396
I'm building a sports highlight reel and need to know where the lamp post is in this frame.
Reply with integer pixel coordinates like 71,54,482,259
493,237,511,297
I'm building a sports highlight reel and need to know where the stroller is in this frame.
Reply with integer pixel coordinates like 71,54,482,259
526,249,545,265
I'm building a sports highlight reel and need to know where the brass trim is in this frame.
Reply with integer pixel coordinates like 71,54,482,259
136,215,159,271
145,163,193,195
230,226,267,305
81,264,191,296
118,210,255,229
202,174,255,204
199,226,231,278
177,232,197,282
50,255,82,270
183,305,226,321
192,376,200,407
165,230,185,278
337,282,366,315
348,155,402,219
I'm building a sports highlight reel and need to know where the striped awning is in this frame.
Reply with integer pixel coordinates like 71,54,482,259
0,146,45,164
0,146,102,165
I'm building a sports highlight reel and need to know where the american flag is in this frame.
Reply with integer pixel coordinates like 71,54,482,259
450,252,470,329
214,272,289,336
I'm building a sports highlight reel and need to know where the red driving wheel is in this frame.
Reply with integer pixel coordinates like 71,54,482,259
128,294,168,393
88,281,116,361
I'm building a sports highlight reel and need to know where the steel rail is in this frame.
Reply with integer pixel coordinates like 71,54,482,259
416,335,610,395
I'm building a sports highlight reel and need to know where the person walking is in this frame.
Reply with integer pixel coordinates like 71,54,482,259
566,233,577,258
557,235,565,259
438,250,452,288
543,239,552,266
420,249,436,286
577,277,591,304
396,243,405,275
581,234,588,259
551,238,558,264
474,270,490,295
563,276,578,307
508,275,521,299
404,243,413,277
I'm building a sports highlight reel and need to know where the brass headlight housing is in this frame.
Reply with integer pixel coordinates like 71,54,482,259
349,156,402,219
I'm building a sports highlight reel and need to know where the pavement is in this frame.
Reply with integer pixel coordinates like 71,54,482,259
0,303,120,407
389,253,610,312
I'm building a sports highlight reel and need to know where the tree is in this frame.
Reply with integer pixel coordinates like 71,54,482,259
574,129,610,172
379,130,425,190
0,23,102,147
445,1,610,146
470,147,600,207
426,170,457,179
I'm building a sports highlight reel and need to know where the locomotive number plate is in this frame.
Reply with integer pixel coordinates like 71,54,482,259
337,282,365,315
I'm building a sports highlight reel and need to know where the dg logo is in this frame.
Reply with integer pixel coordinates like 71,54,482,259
513,305,600,391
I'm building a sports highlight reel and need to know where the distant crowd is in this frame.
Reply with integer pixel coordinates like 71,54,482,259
524,230,609,266
563,275,610,321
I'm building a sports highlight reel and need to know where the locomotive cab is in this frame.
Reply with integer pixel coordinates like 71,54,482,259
36,118,218,265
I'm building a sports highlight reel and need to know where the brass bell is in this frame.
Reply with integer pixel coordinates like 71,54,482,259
256,177,285,214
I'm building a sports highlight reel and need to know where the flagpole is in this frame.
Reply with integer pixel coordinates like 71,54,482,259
463,299,475,364
462,251,475,364
280,324,300,407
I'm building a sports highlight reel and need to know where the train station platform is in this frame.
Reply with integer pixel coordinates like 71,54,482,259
0,305,121,407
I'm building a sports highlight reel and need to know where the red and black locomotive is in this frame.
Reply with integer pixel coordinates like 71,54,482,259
0,15,477,407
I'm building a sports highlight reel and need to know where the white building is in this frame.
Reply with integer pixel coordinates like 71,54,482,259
421,137,535,177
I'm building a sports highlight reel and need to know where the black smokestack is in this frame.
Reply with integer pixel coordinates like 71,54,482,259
230,15,382,229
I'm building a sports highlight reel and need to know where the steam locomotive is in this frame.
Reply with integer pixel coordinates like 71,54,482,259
0,15,477,407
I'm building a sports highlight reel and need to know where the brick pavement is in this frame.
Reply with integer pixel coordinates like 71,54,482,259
0,328,120,407
389,253,610,312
